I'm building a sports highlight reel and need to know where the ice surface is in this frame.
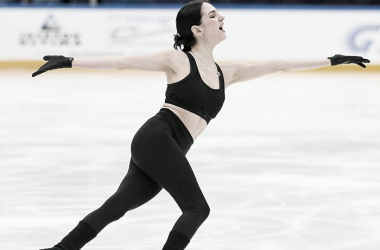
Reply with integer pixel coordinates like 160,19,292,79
1,69,380,250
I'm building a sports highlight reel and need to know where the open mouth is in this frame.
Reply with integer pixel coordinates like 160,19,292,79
219,26,225,32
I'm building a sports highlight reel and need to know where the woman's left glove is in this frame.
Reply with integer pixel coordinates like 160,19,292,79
328,54,370,68
32,55,73,77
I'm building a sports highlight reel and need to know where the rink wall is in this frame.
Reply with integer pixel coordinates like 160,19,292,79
0,5,379,71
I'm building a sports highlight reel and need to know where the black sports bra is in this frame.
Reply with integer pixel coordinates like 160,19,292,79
164,52,225,124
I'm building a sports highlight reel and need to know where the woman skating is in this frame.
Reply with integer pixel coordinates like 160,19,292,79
32,1,370,249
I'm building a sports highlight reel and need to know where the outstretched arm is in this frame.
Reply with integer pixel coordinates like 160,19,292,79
32,49,173,77
281,54,370,72
72,56,129,70
73,50,172,71
280,58,331,71
226,54,370,88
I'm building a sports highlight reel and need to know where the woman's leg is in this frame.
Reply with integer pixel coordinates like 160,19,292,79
42,157,162,250
131,119,210,250
82,157,162,233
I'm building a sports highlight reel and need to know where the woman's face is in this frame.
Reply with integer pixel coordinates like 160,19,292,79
197,2,226,42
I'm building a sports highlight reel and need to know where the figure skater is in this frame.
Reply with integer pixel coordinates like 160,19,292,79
32,1,370,249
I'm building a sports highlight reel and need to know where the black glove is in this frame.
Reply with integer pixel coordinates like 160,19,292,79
32,55,74,77
328,54,370,68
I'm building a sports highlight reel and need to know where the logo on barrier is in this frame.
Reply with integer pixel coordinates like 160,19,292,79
19,15,81,46
111,25,172,43
347,25,379,53
107,14,172,44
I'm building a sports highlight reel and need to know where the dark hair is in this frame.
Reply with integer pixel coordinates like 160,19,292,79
173,0,211,52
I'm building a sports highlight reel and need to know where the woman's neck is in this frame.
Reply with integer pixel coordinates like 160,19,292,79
189,45,215,65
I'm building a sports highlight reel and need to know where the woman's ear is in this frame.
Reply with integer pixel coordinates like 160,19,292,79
191,25,202,35
191,25,197,35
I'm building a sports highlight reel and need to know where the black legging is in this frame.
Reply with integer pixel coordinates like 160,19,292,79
81,108,210,244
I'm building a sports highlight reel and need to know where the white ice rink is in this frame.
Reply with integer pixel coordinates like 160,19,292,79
1,68,380,250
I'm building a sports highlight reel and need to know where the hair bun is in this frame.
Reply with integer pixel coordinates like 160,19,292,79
173,33,191,52
174,34,184,44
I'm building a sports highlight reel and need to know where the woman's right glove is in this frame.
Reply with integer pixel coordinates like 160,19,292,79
32,55,74,77
327,54,370,68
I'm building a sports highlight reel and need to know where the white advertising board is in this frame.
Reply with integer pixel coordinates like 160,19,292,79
0,7,379,63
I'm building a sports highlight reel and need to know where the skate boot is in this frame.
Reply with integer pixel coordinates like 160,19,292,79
39,221,97,250
162,230,191,250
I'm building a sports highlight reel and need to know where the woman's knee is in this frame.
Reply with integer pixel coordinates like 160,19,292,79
200,202,211,221
183,200,210,222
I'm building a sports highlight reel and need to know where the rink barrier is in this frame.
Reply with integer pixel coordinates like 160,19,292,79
0,7,378,64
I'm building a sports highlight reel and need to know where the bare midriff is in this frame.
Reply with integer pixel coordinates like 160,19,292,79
162,103,207,142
